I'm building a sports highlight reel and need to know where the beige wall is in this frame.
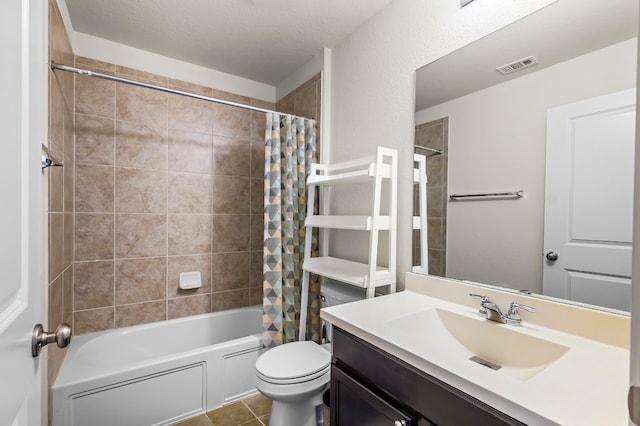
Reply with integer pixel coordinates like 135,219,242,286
71,57,273,334
326,0,556,288
415,38,637,292
47,0,74,386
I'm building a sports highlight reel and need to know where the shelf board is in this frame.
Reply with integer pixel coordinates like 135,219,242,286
305,215,390,230
303,257,393,288
307,163,391,186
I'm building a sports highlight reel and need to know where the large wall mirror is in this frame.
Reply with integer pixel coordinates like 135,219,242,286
413,0,638,312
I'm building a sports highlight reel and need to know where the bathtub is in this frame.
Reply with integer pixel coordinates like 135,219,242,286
52,306,263,426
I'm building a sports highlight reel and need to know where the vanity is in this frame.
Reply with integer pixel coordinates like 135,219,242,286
321,273,630,425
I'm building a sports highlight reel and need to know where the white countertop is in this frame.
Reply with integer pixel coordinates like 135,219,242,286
321,275,630,425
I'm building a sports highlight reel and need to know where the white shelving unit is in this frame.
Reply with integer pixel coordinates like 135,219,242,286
298,147,398,338
412,153,429,275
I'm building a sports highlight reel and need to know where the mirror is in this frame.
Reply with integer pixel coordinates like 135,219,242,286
413,0,638,312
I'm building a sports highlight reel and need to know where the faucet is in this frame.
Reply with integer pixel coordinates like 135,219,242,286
469,294,536,326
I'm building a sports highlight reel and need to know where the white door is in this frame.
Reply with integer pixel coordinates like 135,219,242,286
0,1,47,425
543,89,636,311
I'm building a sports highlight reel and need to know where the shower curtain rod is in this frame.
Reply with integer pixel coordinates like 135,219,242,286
50,62,315,121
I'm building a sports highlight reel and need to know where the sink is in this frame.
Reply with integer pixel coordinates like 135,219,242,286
387,308,570,380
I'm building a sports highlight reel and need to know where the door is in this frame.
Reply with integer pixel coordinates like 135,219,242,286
0,1,47,425
543,89,636,310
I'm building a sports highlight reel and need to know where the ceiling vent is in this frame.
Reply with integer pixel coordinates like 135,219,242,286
496,56,538,75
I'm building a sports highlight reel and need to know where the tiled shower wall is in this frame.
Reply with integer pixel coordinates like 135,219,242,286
276,74,322,123
72,57,274,334
414,117,448,276
48,0,75,383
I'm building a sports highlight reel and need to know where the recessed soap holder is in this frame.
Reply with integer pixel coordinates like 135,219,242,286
179,271,201,290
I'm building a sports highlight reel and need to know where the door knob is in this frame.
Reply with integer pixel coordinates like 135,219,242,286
32,323,72,357
545,251,559,261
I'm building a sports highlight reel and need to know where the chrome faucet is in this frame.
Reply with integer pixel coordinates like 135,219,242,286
469,294,536,326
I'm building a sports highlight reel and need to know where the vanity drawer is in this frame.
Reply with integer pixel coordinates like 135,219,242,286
331,327,526,426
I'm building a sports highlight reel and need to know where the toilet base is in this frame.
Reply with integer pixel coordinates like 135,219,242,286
269,399,322,426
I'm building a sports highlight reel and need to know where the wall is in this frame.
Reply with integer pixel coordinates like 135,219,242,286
72,57,272,334
415,38,637,292
47,0,74,385
326,0,556,288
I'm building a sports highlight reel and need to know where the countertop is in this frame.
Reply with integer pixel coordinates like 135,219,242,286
320,274,630,425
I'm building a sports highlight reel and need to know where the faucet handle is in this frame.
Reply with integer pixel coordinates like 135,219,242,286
469,294,490,315
469,293,490,301
505,302,536,325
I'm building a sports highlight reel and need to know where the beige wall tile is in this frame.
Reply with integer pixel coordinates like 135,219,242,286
168,129,212,174
168,172,212,214
250,215,264,251
295,80,320,121
75,164,114,213
167,254,212,298
75,114,115,165
167,79,213,97
115,257,166,304
75,56,115,73
427,186,443,219
63,213,74,268
115,66,167,85
212,176,250,214
63,154,74,214
116,301,166,328
49,213,64,281
250,137,265,179
49,275,63,329
211,289,250,312
168,94,212,134
75,72,115,118
212,103,250,139
115,214,167,259
212,135,250,177
49,73,64,149
74,307,114,335
116,83,167,133
211,252,250,292
168,214,212,255
212,215,250,252
250,178,263,215
116,168,167,213
48,144,64,213
249,286,263,306
63,106,74,160
63,267,73,322
249,250,263,288
211,88,250,104
74,261,114,310
116,120,168,170
75,213,114,261
168,295,211,319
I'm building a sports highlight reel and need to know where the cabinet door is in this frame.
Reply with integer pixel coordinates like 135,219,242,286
332,364,423,426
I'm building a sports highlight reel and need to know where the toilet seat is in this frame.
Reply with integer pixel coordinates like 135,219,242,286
255,341,331,385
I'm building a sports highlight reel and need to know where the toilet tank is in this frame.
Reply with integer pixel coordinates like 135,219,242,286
320,280,367,342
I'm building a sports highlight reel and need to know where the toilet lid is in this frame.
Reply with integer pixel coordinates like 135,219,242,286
256,341,331,381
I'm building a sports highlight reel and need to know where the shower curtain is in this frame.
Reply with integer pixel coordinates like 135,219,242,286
262,113,320,348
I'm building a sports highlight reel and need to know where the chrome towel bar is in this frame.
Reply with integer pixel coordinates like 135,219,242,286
449,190,523,200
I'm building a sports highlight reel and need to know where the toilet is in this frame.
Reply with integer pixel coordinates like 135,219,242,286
255,281,365,426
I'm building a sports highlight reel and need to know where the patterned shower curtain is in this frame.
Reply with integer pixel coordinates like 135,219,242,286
262,113,320,348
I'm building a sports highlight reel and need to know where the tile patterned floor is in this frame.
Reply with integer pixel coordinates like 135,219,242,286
171,393,272,426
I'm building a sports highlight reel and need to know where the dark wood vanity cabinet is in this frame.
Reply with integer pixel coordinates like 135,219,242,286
330,328,526,426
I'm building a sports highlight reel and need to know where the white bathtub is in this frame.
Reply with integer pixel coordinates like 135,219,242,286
52,306,263,426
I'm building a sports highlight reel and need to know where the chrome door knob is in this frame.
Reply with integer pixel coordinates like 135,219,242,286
545,251,559,261
32,323,72,357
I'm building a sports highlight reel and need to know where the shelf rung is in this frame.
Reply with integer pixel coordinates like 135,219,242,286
307,163,391,186
305,215,390,230
303,257,392,288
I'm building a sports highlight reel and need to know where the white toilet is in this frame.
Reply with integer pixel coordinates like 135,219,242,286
255,281,365,426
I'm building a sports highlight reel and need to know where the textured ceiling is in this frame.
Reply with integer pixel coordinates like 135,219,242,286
64,0,394,85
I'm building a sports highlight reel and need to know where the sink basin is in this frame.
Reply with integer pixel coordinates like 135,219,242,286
387,308,570,380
